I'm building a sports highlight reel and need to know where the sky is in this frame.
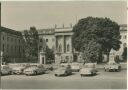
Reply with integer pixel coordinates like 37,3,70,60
1,1,127,31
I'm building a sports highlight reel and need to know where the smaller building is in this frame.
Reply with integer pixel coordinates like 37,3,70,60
0,27,25,63
109,24,127,61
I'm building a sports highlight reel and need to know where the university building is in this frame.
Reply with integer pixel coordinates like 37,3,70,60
38,27,74,64
38,24,127,64
0,27,25,63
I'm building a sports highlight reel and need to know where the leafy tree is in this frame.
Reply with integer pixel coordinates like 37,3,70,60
24,26,39,62
45,46,55,64
72,17,121,62
82,41,102,63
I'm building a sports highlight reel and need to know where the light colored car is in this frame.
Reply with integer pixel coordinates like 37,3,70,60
54,65,72,76
12,65,27,74
1,65,12,75
60,63,69,67
24,65,45,76
80,63,97,76
104,62,121,72
71,63,80,72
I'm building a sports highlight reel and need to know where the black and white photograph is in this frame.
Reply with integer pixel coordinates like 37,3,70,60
0,0,127,89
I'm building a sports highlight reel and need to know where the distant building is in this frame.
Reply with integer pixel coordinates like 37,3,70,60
109,24,127,61
0,27,25,63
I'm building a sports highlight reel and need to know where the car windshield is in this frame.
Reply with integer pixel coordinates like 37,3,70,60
84,64,95,68
2,66,9,69
27,66,38,69
59,67,66,70
109,63,117,65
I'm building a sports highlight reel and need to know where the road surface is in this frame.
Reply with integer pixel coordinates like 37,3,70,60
1,69,127,89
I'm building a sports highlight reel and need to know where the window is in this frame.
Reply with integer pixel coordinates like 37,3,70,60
40,39,43,42
15,46,16,52
7,37,9,41
39,46,42,50
7,44,9,52
3,36,4,40
124,35,127,39
58,44,62,52
67,44,70,52
46,39,48,42
3,44,4,52
11,38,13,42
15,39,16,43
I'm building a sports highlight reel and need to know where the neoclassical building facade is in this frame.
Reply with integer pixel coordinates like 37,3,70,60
38,24,127,64
55,28,73,64
38,27,74,64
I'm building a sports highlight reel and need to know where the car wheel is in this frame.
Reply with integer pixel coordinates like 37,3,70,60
81,74,83,77
9,71,12,75
55,74,58,76
118,67,121,72
0,72,2,76
106,68,109,72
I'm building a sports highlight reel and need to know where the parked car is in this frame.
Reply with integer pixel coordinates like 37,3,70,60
23,65,45,76
54,65,72,76
60,63,69,67
71,63,80,72
80,63,97,76
43,64,53,71
1,65,12,75
104,61,121,72
12,65,27,74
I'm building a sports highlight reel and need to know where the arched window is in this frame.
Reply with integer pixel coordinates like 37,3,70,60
58,44,62,52
67,44,70,52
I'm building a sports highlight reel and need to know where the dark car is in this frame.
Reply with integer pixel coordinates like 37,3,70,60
54,65,72,76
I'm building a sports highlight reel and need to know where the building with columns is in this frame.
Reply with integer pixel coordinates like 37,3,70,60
55,28,73,64
37,27,74,64
38,24,127,64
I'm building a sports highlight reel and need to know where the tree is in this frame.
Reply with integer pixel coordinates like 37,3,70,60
72,17,121,62
24,26,39,62
45,46,55,64
82,41,102,63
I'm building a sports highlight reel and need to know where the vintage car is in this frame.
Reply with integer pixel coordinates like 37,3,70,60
43,64,53,71
70,63,80,72
1,65,12,75
54,65,72,76
80,63,97,76
60,63,69,67
12,65,27,74
23,65,46,76
104,62,121,72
